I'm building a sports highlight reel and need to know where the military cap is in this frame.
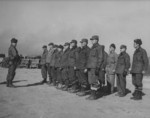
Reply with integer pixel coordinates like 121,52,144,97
110,43,116,49
64,42,70,46
58,45,64,49
48,42,54,46
70,39,77,44
134,39,142,45
11,38,18,43
90,35,99,41
120,45,127,49
42,45,47,48
80,38,88,43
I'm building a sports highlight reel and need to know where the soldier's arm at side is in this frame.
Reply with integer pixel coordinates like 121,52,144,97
96,46,104,69
125,54,131,72
142,49,149,72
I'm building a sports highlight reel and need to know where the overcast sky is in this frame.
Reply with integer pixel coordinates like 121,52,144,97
0,1,150,57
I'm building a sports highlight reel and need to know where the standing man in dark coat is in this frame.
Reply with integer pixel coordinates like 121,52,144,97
115,45,130,97
50,45,58,86
67,40,80,93
6,38,20,87
75,38,90,96
61,42,70,91
40,45,48,84
130,39,149,100
85,35,104,100
55,45,63,89
46,43,54,85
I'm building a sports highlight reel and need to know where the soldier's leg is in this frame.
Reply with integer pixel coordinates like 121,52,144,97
106,74,111,93
116,74,122,95
110,74,115,93
41,64,47,83
119,74,126,96
6,64,15,86
86,69,100,100
47,64,52,83
62,68,70,91
51,67,57,86
76,69,90,96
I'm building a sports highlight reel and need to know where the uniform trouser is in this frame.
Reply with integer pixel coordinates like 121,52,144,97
132,73,143,91
88,69,100,90
51,67,57,84
99,70,106,86
56,68,62,83
116,74,126,95
106,74,115,92
76,69,89,87
62,68,69,86
47,64,52,81
68,67,77,86
41,64,47,81
6,64,17,83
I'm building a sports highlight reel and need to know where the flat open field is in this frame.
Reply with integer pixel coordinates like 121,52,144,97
0,67,150,118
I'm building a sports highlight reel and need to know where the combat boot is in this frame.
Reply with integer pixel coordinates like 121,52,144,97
86,90,98,100
131,91,142,100
77,86,90,96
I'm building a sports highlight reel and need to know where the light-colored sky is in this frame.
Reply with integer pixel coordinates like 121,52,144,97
0,1,150,57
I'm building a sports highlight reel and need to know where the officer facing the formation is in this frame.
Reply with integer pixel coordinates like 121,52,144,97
115,45,130,97
40,45,48,84
130,39,149,100
67,40,80,93
75,38,90,96
85,35,104,100
6,38,20,87
106,44,118,94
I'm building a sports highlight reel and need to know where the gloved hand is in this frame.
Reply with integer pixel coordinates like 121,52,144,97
95,67,100,76
123,71,127,76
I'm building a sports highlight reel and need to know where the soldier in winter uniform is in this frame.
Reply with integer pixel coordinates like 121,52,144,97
50,45,58,86
85,35,104,100
115,45,130,97
6,38,20,87
40,45,48,84
130,39,149,100
106,44,118,94
67,40,80,93
55,45,64,89
61,42,70,91
75,38,90,96
46,43,54,85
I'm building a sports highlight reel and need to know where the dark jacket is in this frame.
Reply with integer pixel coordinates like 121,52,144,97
55,51,63,68
131,47,149,73
68,46,80,67
40,49,48,65
76,45,90,69
115,51,130,74
61,48,70,68
8,45,19,62
87,43,104,69
50,49,58,67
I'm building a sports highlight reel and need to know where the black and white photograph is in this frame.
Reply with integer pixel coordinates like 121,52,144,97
0,0,150,118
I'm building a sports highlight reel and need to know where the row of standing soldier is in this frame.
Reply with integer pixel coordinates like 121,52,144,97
6,36,149,101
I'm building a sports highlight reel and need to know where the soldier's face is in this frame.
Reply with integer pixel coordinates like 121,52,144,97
12,43,17,47
58,48,62,51
120,48,125,52
81,42,86,47
70,43,75,48
109,47,115,52
134,42,139,49
49,45,53,49
91,39,97,45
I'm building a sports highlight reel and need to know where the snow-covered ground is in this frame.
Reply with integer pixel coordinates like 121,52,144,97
0,67,150,118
